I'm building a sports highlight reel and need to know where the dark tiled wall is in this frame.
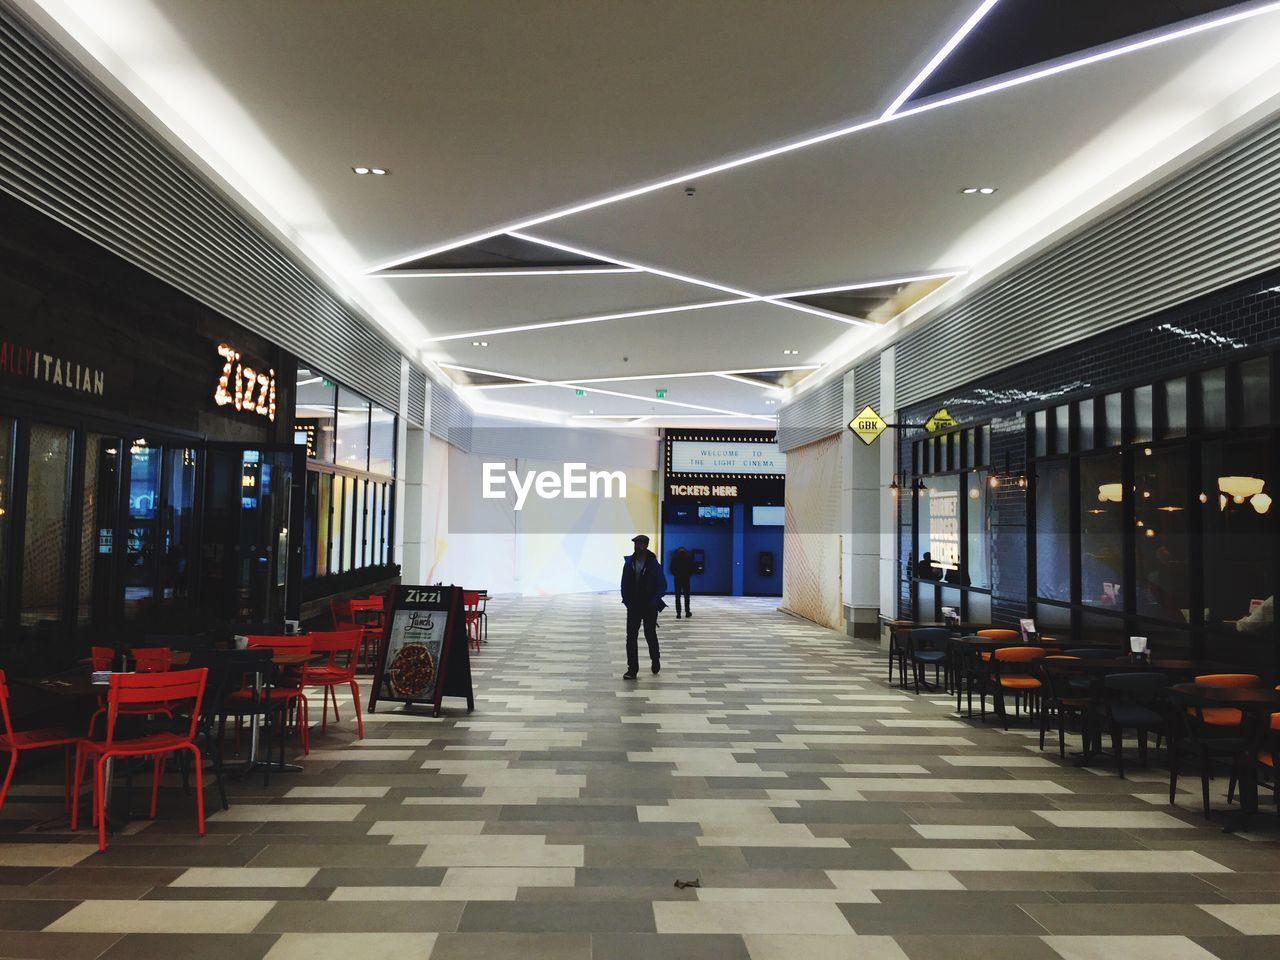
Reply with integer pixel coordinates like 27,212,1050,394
896,267,1280,626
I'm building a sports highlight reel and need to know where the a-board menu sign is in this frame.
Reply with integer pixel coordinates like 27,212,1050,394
369,584,474,717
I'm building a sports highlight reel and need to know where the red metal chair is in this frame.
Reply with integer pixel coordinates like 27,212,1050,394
330,598,355,630
129,647,172,673
0,670,78,812
88,648,175,737
239,636,313,753
72,667,209,853
349,597,386,668
463,591,483,652
303,629,364,739
90,647,114,671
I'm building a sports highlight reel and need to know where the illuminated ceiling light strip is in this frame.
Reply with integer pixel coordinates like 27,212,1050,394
774,270,966,298
463,365,821,390
508,231,869,328
426,298,749,342
715,372,782,390
563,364,821,385
373,267,640,277
367,1,1280,275
879,0,1003,119
460,363,819,389
570,414,774,422
295,376,323,386
891,1,1280,123
437,362,755,417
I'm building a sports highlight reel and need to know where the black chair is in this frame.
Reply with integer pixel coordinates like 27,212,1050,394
1038,656,1089,758
1168,686,1254,820
887,624,911,688
908,628,951,695
188,649,288,802
1095,672,1169,778
950,636,983,717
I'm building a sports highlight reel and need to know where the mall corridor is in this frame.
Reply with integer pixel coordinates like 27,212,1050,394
0,596,1272,960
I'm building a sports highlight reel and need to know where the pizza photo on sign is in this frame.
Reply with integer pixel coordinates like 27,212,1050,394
377,601,447,704
388,642,436,698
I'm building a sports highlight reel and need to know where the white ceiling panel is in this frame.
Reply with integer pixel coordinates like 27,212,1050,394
43,0,971,266
371,270,728,341
424,300,847,382
534,12,1280,294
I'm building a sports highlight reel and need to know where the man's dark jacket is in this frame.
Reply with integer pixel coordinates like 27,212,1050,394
621,550,667,610
669,550,694,579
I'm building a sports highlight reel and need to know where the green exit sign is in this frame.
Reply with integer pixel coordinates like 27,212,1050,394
575,389,585,396
656,388,667,399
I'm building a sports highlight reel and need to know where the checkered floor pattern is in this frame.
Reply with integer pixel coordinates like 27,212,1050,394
0,594,1278,960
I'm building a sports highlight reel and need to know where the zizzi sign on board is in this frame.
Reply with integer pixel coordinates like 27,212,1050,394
670,441,785,475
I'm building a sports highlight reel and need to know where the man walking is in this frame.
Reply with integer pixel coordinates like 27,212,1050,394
621,534,665,680
670,545,693,619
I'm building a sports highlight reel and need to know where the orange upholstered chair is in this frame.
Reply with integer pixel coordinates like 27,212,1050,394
989,646,1046,729
1193,673,1260,727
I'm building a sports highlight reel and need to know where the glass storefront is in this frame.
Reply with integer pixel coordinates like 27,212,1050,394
901,351,1280,668
905,425,991,620
294,367,396,583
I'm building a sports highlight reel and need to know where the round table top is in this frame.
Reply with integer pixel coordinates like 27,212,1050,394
952,636,1063,650
1170,683,1280,708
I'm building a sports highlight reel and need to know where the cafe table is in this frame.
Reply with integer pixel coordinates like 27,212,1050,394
885,621,993,688
1169,683,1280,833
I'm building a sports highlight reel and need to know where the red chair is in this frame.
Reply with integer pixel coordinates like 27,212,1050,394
330,598,355,630
239,636,313,753
0,670,78,812
130,647,172,673
463,591,483,652
303,629,364,739
72,667,209,853
88,648,175,737
89,647,114,671
349,597,386,668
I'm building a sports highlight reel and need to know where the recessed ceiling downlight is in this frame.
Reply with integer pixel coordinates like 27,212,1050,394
353,166,389,176
960,186,997,195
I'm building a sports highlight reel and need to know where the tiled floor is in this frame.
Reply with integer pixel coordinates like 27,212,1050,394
1,594,1279,959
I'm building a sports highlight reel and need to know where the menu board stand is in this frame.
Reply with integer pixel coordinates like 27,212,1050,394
368,584,475,718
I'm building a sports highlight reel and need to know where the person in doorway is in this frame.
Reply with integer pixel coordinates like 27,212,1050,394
621,534,666,680
670,546,693,619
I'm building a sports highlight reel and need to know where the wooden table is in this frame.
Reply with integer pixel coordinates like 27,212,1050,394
1170,683,1280,832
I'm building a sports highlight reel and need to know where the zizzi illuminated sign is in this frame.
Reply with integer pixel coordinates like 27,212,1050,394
669,483,739,497
214,343,276,421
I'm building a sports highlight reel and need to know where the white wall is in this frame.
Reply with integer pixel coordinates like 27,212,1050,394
402,423,660,596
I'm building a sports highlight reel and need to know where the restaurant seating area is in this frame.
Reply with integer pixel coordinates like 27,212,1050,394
0,587,453,849
890,621,1280,830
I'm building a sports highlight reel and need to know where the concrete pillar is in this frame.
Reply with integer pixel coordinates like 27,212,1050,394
844,368,881,641
878,347,899,639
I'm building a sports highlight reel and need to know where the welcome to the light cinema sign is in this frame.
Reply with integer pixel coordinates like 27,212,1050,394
669,440,785,476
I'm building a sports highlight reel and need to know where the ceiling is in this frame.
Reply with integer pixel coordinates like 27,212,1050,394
18,0,1280,428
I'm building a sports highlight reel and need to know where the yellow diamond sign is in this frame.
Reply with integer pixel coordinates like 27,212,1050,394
849,404,887,445
924,407,958,433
